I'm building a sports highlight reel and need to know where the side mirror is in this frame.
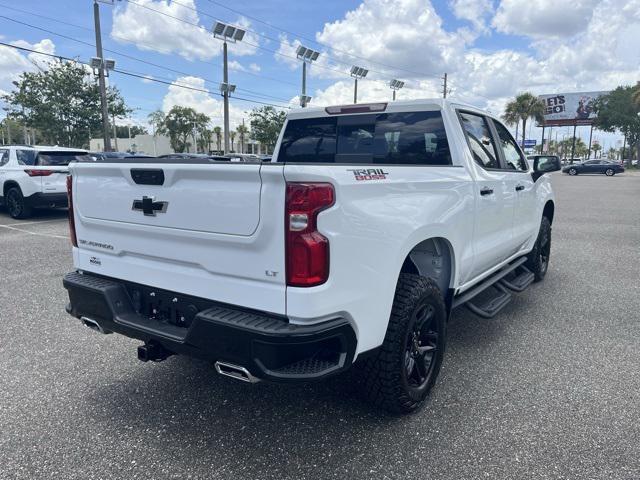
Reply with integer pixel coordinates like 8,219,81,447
533,156,561,181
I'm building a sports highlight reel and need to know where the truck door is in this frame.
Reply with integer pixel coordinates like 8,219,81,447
490,120,537,251
458,111,516,278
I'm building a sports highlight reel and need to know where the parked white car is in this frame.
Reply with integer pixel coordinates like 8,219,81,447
63,99,560,413
0,145,91,219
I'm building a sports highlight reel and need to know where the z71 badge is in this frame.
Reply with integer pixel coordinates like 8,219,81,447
347,168,389,181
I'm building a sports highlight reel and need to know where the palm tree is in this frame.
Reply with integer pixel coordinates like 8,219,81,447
213,126,222,153
230,130,236,152
591,143,602,159
236,124,249,154
503,92,545,147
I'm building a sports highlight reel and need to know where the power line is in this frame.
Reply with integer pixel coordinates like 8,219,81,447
0,41,291,110
0,13,296,102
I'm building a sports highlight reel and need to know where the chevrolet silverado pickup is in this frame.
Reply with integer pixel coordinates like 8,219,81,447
63,99,561,413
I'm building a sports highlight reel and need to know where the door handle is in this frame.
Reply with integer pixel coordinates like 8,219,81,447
480,187,494,196
515,185,525,191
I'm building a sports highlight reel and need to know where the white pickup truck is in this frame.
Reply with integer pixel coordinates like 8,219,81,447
63,99,560,413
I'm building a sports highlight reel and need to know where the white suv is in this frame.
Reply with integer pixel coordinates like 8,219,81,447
0,145,90,219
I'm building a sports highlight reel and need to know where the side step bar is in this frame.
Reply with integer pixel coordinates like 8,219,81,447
453,257,529,319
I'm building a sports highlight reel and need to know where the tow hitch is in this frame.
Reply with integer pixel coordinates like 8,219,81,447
137,342,173,362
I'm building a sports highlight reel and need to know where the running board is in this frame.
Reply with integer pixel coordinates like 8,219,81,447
453,257,528,319
499,265,535,292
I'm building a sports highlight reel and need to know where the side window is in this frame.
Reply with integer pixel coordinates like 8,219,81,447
493,121,529,171
16,149,37,166
0,149,9,166
458,112,500,169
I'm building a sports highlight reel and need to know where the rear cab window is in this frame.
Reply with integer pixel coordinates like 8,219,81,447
278,111,451,165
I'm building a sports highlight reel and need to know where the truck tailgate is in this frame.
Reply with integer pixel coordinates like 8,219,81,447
70,162,287,314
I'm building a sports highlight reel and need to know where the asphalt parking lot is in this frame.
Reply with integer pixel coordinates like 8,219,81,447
1,172,639,480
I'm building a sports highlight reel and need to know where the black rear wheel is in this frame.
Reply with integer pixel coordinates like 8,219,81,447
6,187,32,219
526,216,552,282
362,274,446,414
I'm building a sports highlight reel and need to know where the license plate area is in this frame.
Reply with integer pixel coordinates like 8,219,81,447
125,284,210,329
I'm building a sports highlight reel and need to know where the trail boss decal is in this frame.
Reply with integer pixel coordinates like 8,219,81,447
347,168,389,181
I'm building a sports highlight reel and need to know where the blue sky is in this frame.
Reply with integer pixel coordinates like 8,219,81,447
0,0,638,150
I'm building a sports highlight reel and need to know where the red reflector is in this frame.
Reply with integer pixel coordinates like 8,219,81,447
325,103,387,115
24,169,54,176
66,175,78,247
286,183,335,287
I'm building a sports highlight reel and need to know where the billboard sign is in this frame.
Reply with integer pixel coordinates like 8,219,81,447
523,139,537,148
538,91,608,127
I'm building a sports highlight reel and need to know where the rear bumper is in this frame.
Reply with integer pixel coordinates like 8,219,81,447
28,192,68,208
63,271,357,383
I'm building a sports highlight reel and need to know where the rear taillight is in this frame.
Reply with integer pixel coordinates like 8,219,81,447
285,183,335,287
66,175,78,247
24,169,54,176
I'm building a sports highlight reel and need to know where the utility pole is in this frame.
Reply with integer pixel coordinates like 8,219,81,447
93,0,111,152
354,77,358,104
442,73,448,99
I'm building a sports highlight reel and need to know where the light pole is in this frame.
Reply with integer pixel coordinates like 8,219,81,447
350,66,368,104
389,79,404,101
213,21,245,154
296,46,320,108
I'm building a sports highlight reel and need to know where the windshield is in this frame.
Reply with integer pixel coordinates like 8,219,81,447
36,152,93,166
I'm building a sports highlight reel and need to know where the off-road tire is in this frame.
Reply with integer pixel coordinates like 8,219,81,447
362,274,446,414
6,186,32,219
525,216,551,282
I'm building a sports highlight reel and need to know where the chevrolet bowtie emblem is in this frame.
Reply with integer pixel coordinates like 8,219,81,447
132,196,168,216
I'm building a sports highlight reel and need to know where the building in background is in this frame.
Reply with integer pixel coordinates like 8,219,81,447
90,133,267,155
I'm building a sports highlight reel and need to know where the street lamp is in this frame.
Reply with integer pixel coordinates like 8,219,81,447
350,66,368,104
296,46,320,108
389,79,404,101
213,21,246,154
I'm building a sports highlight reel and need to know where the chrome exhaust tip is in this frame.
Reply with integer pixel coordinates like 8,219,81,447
80,316,111,334
214,361,259,383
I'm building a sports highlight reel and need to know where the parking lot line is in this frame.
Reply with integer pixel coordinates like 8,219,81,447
5,219,65,227
0,223,68,240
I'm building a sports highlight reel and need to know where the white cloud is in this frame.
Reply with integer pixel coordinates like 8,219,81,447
161,76,248,129
492,0,599,39
0,39,56,95
111,0,258,60
249,63,261,73
316,0,468,79
449,0,494,33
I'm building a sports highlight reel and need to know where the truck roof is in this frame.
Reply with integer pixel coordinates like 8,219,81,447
286,98,488,120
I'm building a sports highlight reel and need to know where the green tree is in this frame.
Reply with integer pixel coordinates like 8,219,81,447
156,106,209,153
200,128,213,153
115,125,148,138
591,143,602,158
503,92,545,147
236,123,249,154
249,106,286,151
147,109,165,137
632,81,640,107
212,126,222,152
3,61,129,148
230,130,236,152
593,85,640,165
